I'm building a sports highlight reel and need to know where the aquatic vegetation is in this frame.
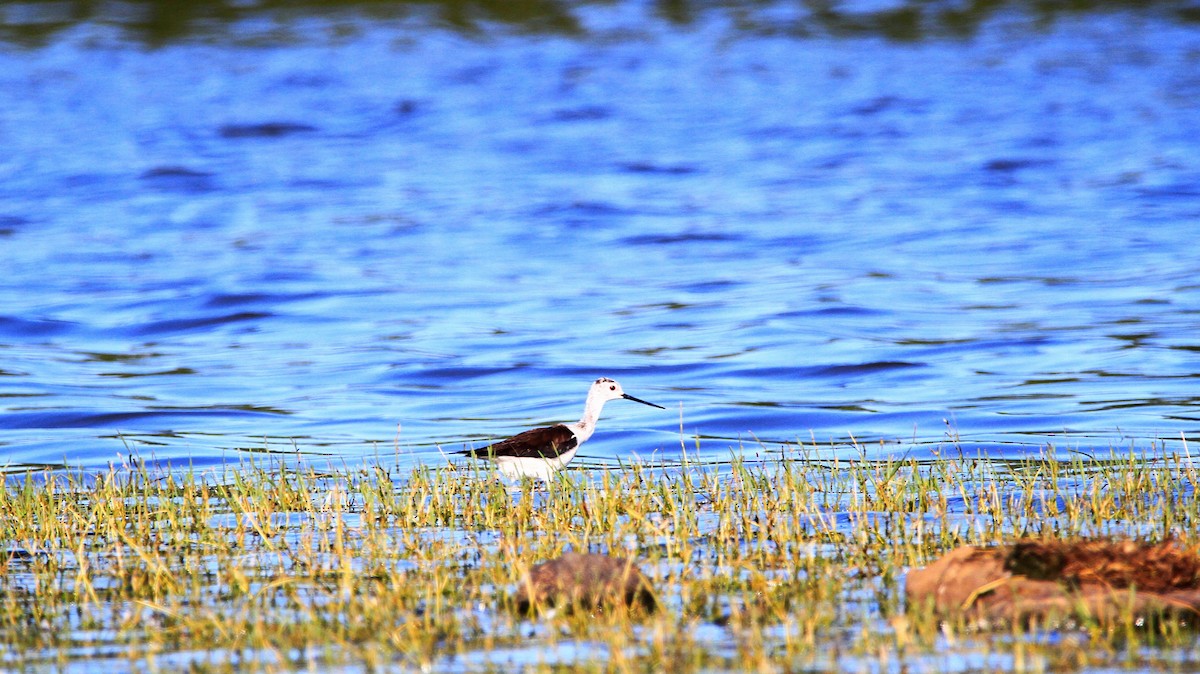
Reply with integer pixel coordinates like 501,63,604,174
2,443,1199,672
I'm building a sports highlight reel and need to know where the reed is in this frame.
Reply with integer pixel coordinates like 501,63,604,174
1,442,1198,672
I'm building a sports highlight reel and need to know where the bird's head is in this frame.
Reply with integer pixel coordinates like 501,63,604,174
591,377,665,409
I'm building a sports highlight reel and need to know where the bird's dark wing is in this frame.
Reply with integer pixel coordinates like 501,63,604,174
460,424,578,459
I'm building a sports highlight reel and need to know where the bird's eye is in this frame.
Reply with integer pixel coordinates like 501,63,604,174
609,385,616,391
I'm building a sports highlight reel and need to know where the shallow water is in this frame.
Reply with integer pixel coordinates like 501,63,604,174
1,1,1199,473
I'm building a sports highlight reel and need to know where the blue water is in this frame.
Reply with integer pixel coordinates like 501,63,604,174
2,3,1199,473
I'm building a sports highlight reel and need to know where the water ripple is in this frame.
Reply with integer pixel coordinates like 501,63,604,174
0,6,1198,473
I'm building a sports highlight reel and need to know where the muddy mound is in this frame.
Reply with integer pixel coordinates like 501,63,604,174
514,552,657,615
907,539,1200,626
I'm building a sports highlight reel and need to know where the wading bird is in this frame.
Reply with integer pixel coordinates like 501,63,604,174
458,378,664,482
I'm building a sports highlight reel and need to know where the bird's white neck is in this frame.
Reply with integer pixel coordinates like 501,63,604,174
571,390,609,443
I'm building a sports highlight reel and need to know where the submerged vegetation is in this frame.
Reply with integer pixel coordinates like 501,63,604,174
3,443,1200,672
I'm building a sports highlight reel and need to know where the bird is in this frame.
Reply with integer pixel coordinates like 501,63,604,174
457,378,664,482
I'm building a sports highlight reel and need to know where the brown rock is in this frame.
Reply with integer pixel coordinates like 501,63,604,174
513,552,657,616
906,539,1200,627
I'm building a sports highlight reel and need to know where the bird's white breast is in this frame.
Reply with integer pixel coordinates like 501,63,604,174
494,446,579,482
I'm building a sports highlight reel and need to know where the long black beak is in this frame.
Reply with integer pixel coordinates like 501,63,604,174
623,393,665,409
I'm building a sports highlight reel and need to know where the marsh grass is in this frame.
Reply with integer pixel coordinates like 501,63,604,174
2,442,1200,672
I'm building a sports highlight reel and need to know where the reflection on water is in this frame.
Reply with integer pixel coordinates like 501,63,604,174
1,1,1199,473
1,0,1197,44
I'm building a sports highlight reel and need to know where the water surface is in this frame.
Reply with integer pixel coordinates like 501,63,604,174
1,1,1199,473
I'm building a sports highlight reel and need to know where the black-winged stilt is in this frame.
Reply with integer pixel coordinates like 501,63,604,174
458,378,664,482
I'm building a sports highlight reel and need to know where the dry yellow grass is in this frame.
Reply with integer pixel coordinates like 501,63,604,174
1,443,1198,672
